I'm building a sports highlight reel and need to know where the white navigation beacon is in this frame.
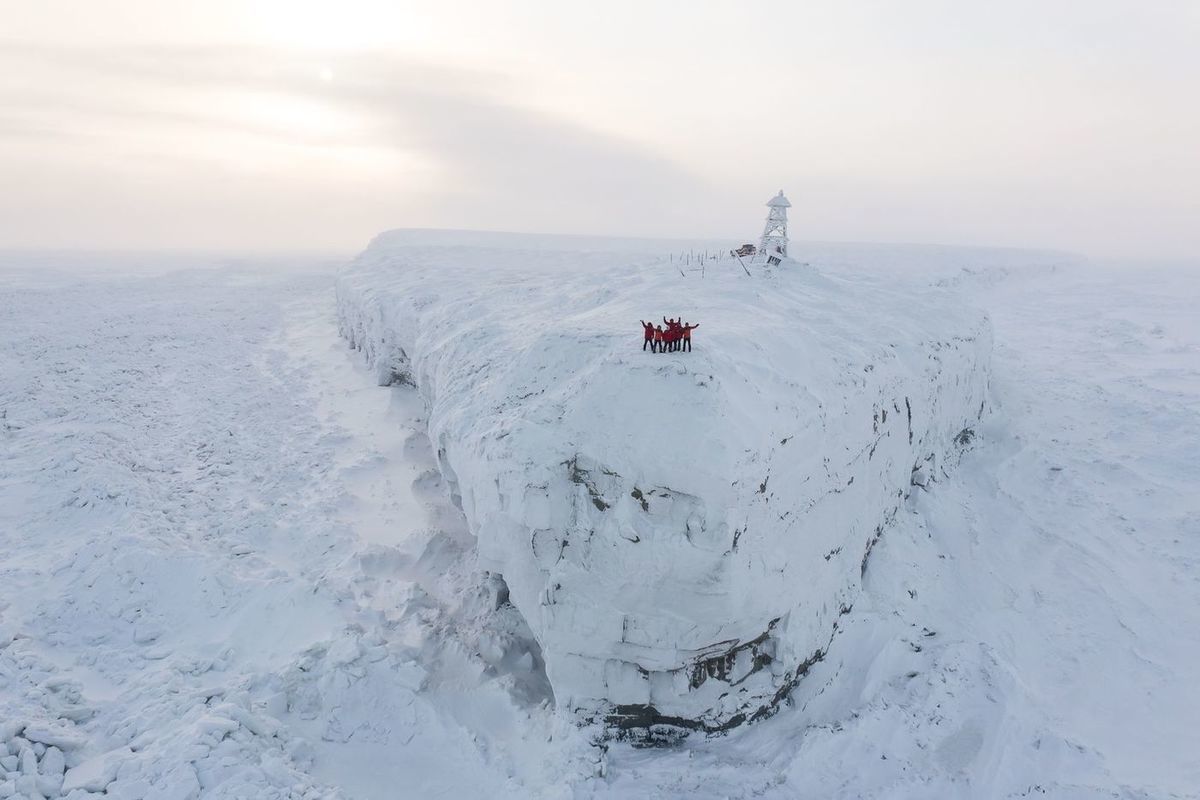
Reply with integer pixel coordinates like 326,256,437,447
759,190,791,263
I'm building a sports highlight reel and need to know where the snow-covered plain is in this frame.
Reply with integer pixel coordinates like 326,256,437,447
1,241,1198,798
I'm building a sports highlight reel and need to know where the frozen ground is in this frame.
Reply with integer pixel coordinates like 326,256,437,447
1,244,1198,799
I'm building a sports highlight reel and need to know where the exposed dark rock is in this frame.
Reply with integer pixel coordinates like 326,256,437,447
687,621,780,690
565,455,612,511
380,367,416,387
606,641,827,744
905,397,913,444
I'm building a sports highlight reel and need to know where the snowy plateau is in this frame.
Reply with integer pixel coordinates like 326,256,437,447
336,231,990,733
1,238,1198,800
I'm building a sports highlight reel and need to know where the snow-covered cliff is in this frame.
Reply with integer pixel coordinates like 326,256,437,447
336,230,991,732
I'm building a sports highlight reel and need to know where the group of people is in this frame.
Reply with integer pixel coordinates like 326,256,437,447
640,317,700,353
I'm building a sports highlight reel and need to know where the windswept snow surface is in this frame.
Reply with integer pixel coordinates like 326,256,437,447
336,231,992,730
1,243,1198,799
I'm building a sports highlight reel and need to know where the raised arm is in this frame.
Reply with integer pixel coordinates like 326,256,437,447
663,316,670,325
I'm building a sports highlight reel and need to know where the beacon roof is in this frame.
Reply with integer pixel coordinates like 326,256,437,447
766,190,791,207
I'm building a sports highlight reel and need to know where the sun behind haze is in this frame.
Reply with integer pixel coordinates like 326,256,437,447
2,0,1198,259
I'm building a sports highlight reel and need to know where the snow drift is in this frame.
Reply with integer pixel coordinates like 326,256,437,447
336,230,991,732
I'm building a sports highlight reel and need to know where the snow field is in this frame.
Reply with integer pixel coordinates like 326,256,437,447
2,246,1197,799
0,266,596,799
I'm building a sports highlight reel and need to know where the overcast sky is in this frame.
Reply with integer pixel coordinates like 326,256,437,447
2,1,1198,258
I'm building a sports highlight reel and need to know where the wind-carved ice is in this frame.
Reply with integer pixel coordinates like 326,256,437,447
337,230,991,734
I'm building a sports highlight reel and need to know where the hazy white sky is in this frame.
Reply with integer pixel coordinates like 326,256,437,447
2,1,1198,258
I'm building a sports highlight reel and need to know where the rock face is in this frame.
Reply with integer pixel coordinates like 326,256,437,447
336,230,991,732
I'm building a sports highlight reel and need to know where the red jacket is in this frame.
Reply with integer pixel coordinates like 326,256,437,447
641,322,655,340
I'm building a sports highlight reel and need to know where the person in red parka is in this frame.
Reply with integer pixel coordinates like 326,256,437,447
680,321,700,352
640,320,656,351
663,317,680,352
653,324,665,352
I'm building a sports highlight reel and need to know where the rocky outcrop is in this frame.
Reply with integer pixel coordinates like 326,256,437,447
336,229,991,732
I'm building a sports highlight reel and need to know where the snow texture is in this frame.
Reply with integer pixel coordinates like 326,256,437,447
336,230,992,730
3,243,1198,799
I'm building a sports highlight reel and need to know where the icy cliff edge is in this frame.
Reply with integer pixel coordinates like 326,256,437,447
336,230,991,732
